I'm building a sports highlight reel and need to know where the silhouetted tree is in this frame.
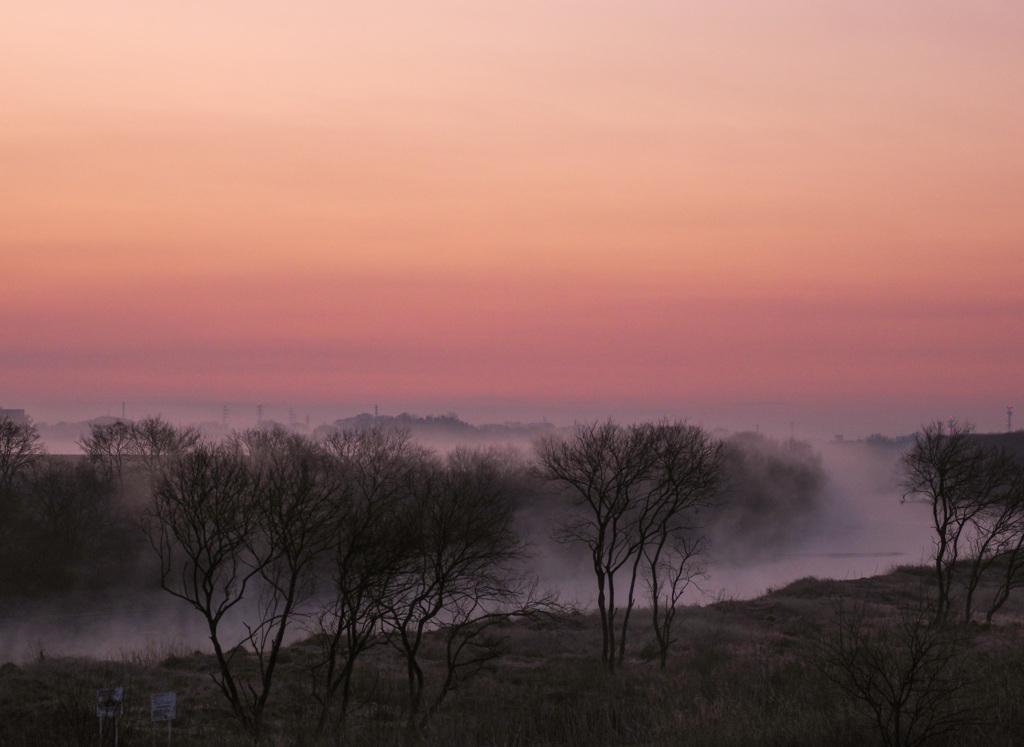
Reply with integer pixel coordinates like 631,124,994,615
626,422,723,665
310,427,428,735
147,442,266,737
901,420,1009,621
535,421,657,672
645,533,706,669
980,459,1024,623
0,415,45,506
958,450,1022,624
816,598,980,747
130,416,201,486
150,429,346,742
78,420,134,494
383,447,542,732
0,418,47,591
230,427,337,739
535,420,722,672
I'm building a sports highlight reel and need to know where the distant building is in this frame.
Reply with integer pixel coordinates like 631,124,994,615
0,408,27,425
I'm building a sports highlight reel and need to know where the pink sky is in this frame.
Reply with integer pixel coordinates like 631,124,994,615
2,1,1023,437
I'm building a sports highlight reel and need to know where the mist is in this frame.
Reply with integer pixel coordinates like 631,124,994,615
0,412,942,665
512,431,936,604
704,438,934,598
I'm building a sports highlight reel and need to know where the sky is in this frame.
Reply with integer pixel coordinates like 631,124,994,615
2,1,1023,438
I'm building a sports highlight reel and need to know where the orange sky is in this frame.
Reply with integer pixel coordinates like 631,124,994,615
2,1,1023,436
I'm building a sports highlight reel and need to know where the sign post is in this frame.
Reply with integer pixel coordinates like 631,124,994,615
96,687,123,746
150,692,176,746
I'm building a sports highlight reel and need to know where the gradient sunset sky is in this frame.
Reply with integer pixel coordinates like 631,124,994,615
3,1,1022,437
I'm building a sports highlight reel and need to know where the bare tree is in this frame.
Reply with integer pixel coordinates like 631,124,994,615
309,427,428,735
149,428,339,742
0,418,46,591
984,533,1024,623
0,416,45,505
129,416,201,486
78,420,134,494
901,420,997,621
147,443,264,735
966,458,1024,624
621,422,723,665
427,573,553,722
956,449,1021,624
228,427,338,740
645,533,706,669
383,447,541,732
534,421,657,672
535,420,722,672
815,598,981,747
25,457,121,588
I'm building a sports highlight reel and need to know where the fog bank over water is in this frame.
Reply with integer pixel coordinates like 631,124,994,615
0,592,208,664
706,441,934,599
521,438,935,604
0,425,940,663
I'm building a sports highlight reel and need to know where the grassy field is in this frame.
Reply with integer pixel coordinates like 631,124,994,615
3,565,1024,746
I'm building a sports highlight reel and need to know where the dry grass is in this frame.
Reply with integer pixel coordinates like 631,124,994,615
2,565,1024,745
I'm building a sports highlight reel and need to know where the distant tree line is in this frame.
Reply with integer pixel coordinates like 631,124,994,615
0,418,140,593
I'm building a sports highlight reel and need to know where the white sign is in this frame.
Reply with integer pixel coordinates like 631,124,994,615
96,687,124,718
151,692,177,722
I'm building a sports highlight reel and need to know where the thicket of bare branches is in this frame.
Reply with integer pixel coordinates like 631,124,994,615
815,598,981,747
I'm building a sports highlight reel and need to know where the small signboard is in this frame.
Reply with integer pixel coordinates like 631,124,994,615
96,687,124,718
151,692,177,722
